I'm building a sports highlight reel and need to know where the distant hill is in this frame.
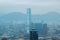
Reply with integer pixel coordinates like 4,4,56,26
32,12,60,23
0,12,26,21
0,12,60,23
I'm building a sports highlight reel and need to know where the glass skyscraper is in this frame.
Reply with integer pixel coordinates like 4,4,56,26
30,28,38,40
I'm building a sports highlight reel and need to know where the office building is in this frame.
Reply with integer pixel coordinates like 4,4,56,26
42,23,48,36
30,28,38,40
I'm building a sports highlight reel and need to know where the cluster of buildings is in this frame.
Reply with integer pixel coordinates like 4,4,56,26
0,8,60,40
27,8,48,36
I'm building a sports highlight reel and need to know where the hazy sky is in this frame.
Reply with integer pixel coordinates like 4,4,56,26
0,0,60,15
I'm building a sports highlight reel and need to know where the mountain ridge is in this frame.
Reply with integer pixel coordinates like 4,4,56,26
0,12,60,23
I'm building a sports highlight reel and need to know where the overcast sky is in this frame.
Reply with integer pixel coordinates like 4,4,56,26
0,0,60,15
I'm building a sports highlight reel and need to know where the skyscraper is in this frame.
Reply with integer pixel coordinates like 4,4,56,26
32,23,43,36
42,23,48,36
25,8,32,40
30,28,38,40
27,8,32,32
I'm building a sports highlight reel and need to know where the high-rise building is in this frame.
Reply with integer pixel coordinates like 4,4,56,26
30,28,38,40
27,8,32,32
42,23,48,36
32,23,43,36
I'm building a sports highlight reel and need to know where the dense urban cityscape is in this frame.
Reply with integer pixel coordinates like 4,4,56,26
0,0,60,40
0,8,60,40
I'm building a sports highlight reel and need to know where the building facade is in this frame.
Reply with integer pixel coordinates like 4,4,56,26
30,28,38,40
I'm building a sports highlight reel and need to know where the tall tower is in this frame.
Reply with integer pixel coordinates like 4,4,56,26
27,8,32,32
27,8,31,25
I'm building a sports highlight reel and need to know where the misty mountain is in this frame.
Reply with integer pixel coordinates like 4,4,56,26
0,12,60,23
32,12,60,23
0,12,26,21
